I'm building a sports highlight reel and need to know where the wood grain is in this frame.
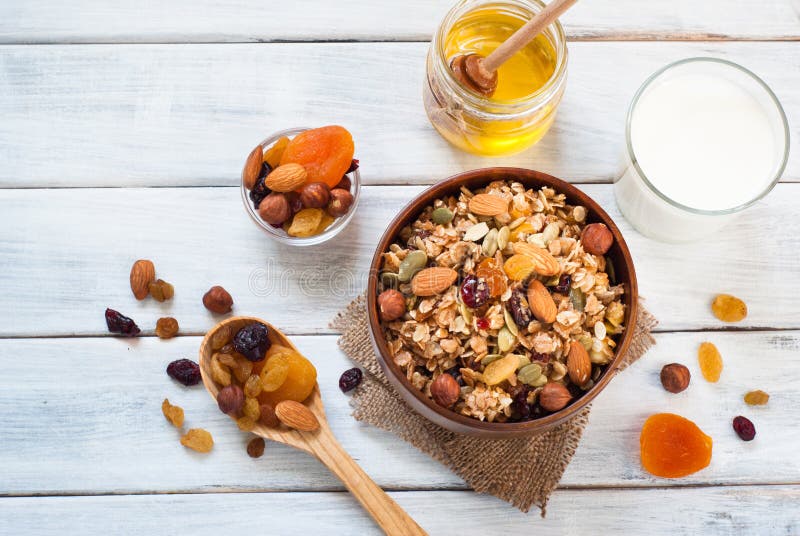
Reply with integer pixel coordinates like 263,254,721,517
0,184,798,338
1,331,797,495
1,0,798,43
0,42,796,188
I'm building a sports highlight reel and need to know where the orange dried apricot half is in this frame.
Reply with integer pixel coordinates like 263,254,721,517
258,350,317,406
280,125,354,189
640,413,712,478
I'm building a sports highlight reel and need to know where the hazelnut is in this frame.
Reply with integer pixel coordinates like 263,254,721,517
258,403,280,428
203,285,233,314
327,188,354,217
285,191,303,214
377,289,406,321
258,193,291,226
335,175,351,192
299,182,330,209
430,373,460,408
580,223,614,256
539,382,572,412
660,363,691,393
217,384,244,415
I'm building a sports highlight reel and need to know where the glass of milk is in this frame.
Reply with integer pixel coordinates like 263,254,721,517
615,58,789,242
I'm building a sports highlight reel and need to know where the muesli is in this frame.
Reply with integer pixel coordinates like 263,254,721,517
377,180,625,422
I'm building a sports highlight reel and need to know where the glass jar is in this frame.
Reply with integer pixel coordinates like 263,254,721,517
423,0,568,156
615,58,789,242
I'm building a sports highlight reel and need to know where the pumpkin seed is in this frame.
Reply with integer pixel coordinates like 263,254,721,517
463,222,490,242
530,374,548,387
497,326,516,353
398,250,427,282
578,333,593,351
431,207,454,225
605,256,616,285
542,222,560,245
503,307,518,336
516,354,531,369
380,272,400,290
482,228,498,257
459,301,473,324
518,363,543,385
497,226,510,250
570,287,586,311
481,354,503,366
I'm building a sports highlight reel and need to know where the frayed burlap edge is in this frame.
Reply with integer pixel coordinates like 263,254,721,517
331,295,657,515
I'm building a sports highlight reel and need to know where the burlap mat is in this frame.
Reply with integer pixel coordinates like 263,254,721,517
330,296,657,515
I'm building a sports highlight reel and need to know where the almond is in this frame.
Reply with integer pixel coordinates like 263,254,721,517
567,340,591,386
242,145,264,190
129,259,155,300
275,400,320,432
526,280,557,324
265,163,308,192
410,267,458,296
512,242,560,276
468,194,509,217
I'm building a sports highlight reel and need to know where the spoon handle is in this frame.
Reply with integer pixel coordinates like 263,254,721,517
307,426,428,536
483,0,577,73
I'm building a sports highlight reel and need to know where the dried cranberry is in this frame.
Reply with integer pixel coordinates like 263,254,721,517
476,317,490,330
167,359,201,386
531,351,551,363
346,159,359,173
105,308,140,336
508,289,532,327
733,415,756,441
553,274,571,294
339,367,363,393
233,322,271,362
460,275,490,308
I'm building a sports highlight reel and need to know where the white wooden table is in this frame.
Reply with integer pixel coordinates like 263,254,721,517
1,2,798,534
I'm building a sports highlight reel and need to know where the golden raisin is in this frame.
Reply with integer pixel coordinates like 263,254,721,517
236,416,256,432
476,258,507,297
503,254,536,281
280,126,354,189
210,325,232,351
242,397,261,420
315,212,336,234
180,429,213,453
244,374,263,398
287,208,324,237
711,294,747,322
161,398,184,428
247,437,266,458
149,279,174,302
640,413,712,478
264,136,289,168
698,342,723,383
744,390,769,406
210,354,232,386
155,317,179,339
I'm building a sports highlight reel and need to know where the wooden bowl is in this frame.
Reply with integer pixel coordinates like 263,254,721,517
366,168,638,438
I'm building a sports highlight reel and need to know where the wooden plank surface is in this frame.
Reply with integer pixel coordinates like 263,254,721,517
1,331,796,495
1,0,798,43
2,486,799,535
0,42,796,188
1,183,798,338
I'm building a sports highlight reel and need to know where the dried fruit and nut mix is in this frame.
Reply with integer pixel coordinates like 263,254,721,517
208,321,319,432
243,126,357,238
376,180,626,422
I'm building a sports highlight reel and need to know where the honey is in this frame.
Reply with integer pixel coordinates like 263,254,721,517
424,0,567,156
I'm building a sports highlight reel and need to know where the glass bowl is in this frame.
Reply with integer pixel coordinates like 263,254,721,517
240,127,361,246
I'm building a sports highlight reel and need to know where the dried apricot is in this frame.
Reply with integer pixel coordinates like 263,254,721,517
640,413,712,478
509,221,535,242
503,254,536,281
162,398,184,428
287,208,324,237
744,390,769,406
711,294,747,322
698,342,723,383
264,136,289,168
259,350,317,406
280,126,354,189
180,429,213,453
476,258,507,297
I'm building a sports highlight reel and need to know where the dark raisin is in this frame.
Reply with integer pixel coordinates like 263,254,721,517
233,322,271,362
530,351,551,363
445,367,464,386
339,367,363,393
733,415,756,441
508,289,532,327
105,308,140,336
167,359,201,386
511,387,531,421
346,159,359,173
286,191,304,214
249,165,272,209
460,275,490,309
553,274,571,294
246,437,266,458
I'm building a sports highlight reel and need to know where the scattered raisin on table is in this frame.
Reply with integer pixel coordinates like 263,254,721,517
180,429,214,453
105,308,140,336
149,279,175,302
744,390,769,406
247,437,266,458
233,322,271,362
698,342,723,383
711,294,747,322
339,368,363,393
733,416,756,441
155,317,179,339
167,359,201,386
161,398,184,428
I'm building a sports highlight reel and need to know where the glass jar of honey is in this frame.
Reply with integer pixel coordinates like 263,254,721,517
424,0,568,156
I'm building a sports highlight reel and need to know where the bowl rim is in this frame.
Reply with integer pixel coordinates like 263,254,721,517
366,167,638,437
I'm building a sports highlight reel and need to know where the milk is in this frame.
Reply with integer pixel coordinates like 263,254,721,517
615,59,787,242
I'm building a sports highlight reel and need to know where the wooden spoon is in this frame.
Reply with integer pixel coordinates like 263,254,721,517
199,316,427,536
451,0,578,97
